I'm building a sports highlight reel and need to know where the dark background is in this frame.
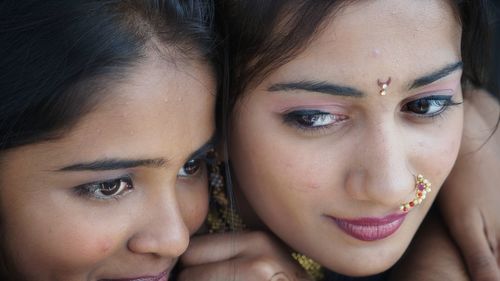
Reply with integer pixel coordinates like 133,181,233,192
489,0,500,96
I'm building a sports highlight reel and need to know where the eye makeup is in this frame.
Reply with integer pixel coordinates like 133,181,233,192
283,110,349,129
177,152,213,179
278,104,351,137
73,174,134,201
401,88,463,119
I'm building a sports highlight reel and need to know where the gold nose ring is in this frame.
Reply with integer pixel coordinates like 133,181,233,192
400,174,432,212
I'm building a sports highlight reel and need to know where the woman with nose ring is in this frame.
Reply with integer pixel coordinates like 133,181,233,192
179,0,500,280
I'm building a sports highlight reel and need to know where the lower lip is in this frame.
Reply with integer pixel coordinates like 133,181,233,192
102,270,169,281
330,214,407,241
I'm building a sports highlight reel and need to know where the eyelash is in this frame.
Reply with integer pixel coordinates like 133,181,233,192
282,95,461,133
74,175,134,201
177,158,206,178
178,147,216,179
74,149,215,201
401,95,462,118
282,109,348,133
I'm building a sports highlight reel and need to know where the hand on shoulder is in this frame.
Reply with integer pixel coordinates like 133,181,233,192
178,231,312,281
439,87,500,280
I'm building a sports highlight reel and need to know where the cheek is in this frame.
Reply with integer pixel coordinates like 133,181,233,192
231,115,340,220
5,210,126,274
415,117,463,188
178,182,209,234
0,173,129,277
430,138,461,184
232,123,339,193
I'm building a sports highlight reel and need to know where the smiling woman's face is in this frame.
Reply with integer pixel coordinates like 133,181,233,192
230,0,463,276
0,57,215,281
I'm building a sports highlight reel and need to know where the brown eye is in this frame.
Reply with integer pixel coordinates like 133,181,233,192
406,99,433,114
283,110,346,129
402,95,454,116
98,178,132,196
178,158,202,177
76,177,134,200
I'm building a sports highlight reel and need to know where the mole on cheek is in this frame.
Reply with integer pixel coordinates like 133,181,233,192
308,184,321,189
99,239,113,254
305,179,321,190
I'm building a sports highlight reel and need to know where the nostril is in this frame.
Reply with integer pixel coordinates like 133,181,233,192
126,216,190,258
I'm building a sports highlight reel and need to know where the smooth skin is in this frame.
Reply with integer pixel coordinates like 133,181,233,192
390,89,500,281
0,56,215,281
439,88,500,281
181,0,466,278
229,0,463,276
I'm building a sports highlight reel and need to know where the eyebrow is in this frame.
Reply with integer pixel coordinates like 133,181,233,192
409,61,463,89
268,81,364,98
267,61,463,98
57,134,217,172
58,158,167,171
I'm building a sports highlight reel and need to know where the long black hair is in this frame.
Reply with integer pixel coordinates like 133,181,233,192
0,0,221,151
0,0,220,279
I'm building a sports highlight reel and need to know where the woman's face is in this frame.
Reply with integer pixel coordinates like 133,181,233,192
230,0,463,276
0,57,215,281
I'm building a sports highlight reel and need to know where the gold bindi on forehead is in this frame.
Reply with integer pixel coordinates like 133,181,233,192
377,77,391,96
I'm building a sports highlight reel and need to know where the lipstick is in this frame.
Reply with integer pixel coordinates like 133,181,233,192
330,213,407,241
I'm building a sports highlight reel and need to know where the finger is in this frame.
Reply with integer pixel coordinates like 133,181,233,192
181,231,277,266
481,211,499,260
178,256,286,281
448,209,500,281
178,259,239,281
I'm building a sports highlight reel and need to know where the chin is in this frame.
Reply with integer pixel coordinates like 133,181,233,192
332,261,394,277
323,246,405,277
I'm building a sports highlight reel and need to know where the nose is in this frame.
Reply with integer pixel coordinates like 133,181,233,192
345,119,415,207
127,186,190,258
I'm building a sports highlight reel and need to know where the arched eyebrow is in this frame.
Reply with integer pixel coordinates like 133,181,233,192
409,61,463,89
56,134,216,172
268,81,364,98
57,158,168,171
267,61,463,97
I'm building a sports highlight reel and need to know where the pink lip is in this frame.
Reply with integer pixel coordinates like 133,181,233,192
101,270,169,281
329,213,407,241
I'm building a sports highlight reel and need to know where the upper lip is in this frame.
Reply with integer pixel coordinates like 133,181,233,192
331,213,407,226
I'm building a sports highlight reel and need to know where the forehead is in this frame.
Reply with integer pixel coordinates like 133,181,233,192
21,58,216,167
268,0,461,86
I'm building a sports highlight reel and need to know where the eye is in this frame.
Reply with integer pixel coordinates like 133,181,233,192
75,176,134,200
402,95,457,117
283,110,347,129
178,158,204,178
